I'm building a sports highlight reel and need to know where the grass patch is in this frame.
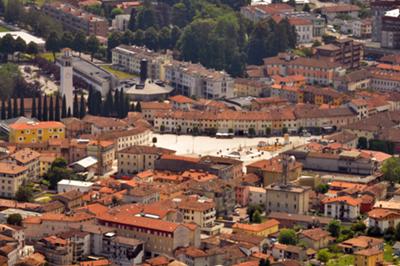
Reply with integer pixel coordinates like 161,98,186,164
326,254,354,266
101,65,136,80
38,52,60,62
34,193,54,203
0,25,11,32
384,244,394,262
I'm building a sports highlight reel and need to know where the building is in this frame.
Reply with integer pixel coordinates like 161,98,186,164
234,79,269,97
352,19,372,38
246,157,302,186
267,211,332,228
354,248,384,266
86,140,115,175
339,236,384,253
248,186,267,206
34,236,73,266
319,4,360,21
8,148,40,180
381,9,400,49
289,18,313,43
367,208,400,232
316,39,363,69
101,232,144,265
9,121,65,144
42,2,109,37
112,45,172,80
58,230,90,264
240,4,294,22
371,0,400,42
165,60,234,99
117,145,175,175
57,180,94,193
95,127,152,151
232,219,279,237
263,53,344,86
322,196,361,220
298,228,333,250
59,48,74,114
265,184,311,215
0,163,28,198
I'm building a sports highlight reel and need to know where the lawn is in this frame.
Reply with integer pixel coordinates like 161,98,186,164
384,244,394,262
38,52,60,62
326,254,354,266
101,65,136,80
34,193,54,203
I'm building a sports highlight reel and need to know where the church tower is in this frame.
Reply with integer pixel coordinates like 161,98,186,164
59,48,74,114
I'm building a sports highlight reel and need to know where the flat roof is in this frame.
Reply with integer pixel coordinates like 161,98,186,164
58,179,94,187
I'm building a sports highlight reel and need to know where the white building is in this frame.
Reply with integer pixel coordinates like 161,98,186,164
0,31,45,50
112,14,131,31
322,196,361,220
57,179,94,193
289,18,314,43
248,186,267,206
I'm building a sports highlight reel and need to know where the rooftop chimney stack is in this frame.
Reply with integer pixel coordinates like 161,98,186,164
140,59,148,84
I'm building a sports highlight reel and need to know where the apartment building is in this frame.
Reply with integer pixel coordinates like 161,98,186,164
0,163,28,198
86,140,115,175
371,0,400,42
265,184,311,215
8,148,40,180
165,60,234,99
97,213,199,257
42,3,109,37
234,78,269,97
381,9,400,49
322,196,361,220
299,86,345,106
112,45,172,80
352,19,372,39
289,18,313,44
9,121,65,144
117,146,175,175
34,236,73,266
232,219,279,237
319,4,360,21
263,53,344,85
240,3,294,22
316,39,363,69
97,127,153,151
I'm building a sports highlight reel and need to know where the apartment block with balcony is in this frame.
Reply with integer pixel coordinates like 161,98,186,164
34,236,73,266
322,196,361,220
265,184,311,215
316,39,363,69
0,163,28,198
9,121,65,144
381,9,400,49
42,3,109,37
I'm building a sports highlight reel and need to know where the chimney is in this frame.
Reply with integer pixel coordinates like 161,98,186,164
140,59,148,83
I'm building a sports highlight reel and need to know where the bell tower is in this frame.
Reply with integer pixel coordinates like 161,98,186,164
59,48,74,114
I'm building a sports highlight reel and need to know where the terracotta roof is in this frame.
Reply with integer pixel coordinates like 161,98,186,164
340,236,383,249
354,247,383,256
322,196,361,206
320,4,360,12
80,259,111,266
169,95,197,104
23,212,93,224
119,145,175,155
9,121,65,130
368,208,400,220
233,219,279,232
300,228,330,241
10,148,40,164
0,163,27,175
247,157,302,173
141,101,172,110
82,115,128,129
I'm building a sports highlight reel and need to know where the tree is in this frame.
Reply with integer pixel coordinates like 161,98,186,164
247,204,263,222
61,95,67,119
367,226,382,237
43,95,48,121
252,210,262,223
55,95,60,121
357,137,368,149
61,32,74,50
144,27,159,50
7,213,22,226
45,158,76,189
73,93,79,118
135,101,142,112
12,96,18,118
15,185,33,202
79,94,86,118
278,229,297,245
351,220,366,233
395,222,400,241
4,0,23,23
37,95,42,120
27,42,39,57
86,35,100,62
67,107,72,117
136,0,158,30
248,127,256,137
315,183,329,194
322,34,337,44
14,37,26,62
327,220,341,237
159,26,171,50
46,32,60,62
111,7,123,18
381,157,400,184
6,98,11,119
317,249,330,263
49,96,54,121
72,32,86,56
1,98,5,120
19,94,25,116
258,259,270,266
0,34,16,62
128,8,137,31
303,3,311,12
107,32,122,60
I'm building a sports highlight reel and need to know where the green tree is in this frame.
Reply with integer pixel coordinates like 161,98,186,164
327,220,341,237
37,95,42,120
31,94,36,119
61,95,67,119
12,96,18,118
303,3,311,12
6,98,11,119
14,36,26,62
61,32,74,50
72,32,86,57
1,98,6,120
15,185,33,202
278,229,297,245
86,35,100,62
317,249,331,263
45,32,60,62
315,183,329,194
252,210,262,223
49,96,54,121
136,0,158,30
0,34,16,62
107,32,122,60
357,137,368,149
45,158,76,189
135,101,142,112
27,42,39,57
79,94,86,118
55,95,60,121
4,0,24,23
73,93,79,118
395,222,400,241
7,213,22,226
382,157,400,184
42,95,48,121
128,8,137,31
111,7,123,18
351,220,366,233
159,26,171,50
19,95,24,117
144,27,159,50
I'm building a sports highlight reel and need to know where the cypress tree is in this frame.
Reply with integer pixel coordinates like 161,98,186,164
13,96,18,118
73,93,79,118
103,89,113,117
43,95,48,121
67,107,72,117
1,99,5,120
31,94,36,119
135,101,142,112
88,87,93,115
37,95,42,121
49,96,54,121
19,95,25,117
79,94,86,118
124,97,130,118
119,88,125,118
94,91,102,115
7,98,12,119
55,96,60,121
61,95,67,119
114,89,120,117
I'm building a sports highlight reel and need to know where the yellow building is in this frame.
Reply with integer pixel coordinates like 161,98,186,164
354,248,384,266
9,122,65,144
39,153,57,176
232,219,279,237
0,162,28,198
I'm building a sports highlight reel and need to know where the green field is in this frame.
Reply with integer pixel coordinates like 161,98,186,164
326,255,354,266
0,25,11,32
101,65,136,80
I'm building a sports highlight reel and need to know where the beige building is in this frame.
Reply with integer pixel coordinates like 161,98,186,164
265,184,311,215
248,186,267,206
98,127,153,151
8,148,40,180
234,78,269,97
0,163,28,198
299,228,333,250
87,140,115,175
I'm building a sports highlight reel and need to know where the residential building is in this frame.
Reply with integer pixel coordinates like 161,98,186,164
234,79,269,97
86,140,115,175
101,232,144,265
112,45,172,80
299,86,345,106
248,186,267,206
240,3,294,22
316,39,363,69
34,236,73,266
9,121,65,144
0,163,28,198
8,148,40,179
96,127,153,151
53,190,83,210
271,243,307,261
263,53,344,85
381,9,400,49
57,180,94,193
371,0,400,42
367,208,400,231
354,248,384,266
267,212,333,228
118,146,175,175
334,69,371,91
319,4,360,21
322,196,361,220
141,101,172,123
246,157,302,186
352,19,372,38
42,3,109,37
232,219,279,237
298,228,333,250
82,115,129,135
165,60,234,99
122,184,160,204
265,184,311,215
57,230,90,264
289,18,313,43
39,152,57,177
339,236,384,253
